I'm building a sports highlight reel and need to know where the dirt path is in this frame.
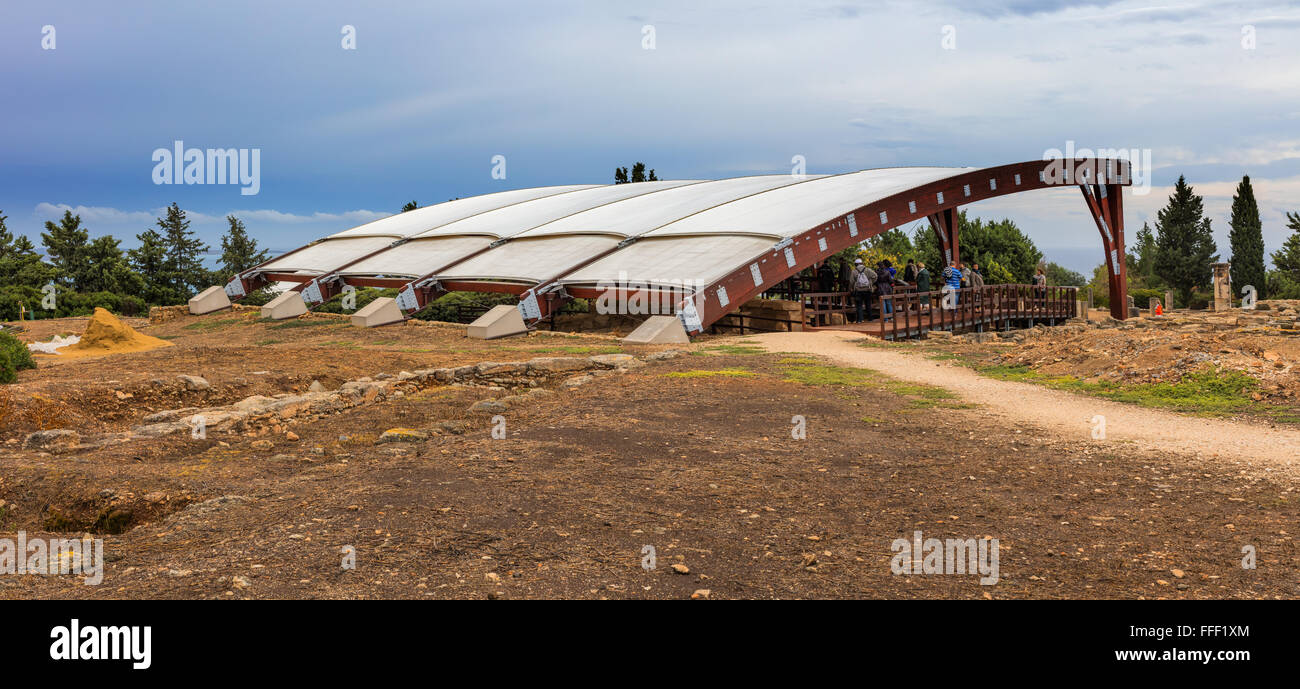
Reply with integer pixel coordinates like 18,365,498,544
746,331,1300,474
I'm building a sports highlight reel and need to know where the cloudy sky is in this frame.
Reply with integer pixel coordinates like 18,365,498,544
1,0,1298,273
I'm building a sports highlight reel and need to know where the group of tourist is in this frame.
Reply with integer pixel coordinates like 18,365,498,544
844,258,994,323
813,256,1052,324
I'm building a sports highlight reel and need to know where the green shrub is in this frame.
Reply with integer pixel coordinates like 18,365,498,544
0,331,35,374
416,291,518,323
0,348,15,385
314,287,398,314
1129,288,1165,308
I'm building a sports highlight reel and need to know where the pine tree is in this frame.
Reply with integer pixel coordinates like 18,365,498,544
615,163,658,184
1271,212,1300,275
401,201,418,212
218,215,269,276
1153,176,1218,306
129,228,180,305
1132,222,1159,286
154,203,211,299
41,209,91,289
0,210,12,256
1228,175,1266,298
82,235,143,295
4,235,53,288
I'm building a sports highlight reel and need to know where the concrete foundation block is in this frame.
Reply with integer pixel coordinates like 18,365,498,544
188,286,232,315
466,304,528,340
350,297,404,328
261,290,308,320
622,315,690,344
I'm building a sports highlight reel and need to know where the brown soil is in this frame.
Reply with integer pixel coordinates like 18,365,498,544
57,307,173,358
0,311,1296,599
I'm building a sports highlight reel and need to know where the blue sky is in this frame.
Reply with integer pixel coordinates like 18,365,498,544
2,0,1298,274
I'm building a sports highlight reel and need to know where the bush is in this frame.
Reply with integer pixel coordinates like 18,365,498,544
0,349,14,385
0,286,147,320
1129,288,1165,309
0,331,35,375
238,288,278,307
55,290,147,318
314,287,398,314
0,285,43,321
416,291,518,323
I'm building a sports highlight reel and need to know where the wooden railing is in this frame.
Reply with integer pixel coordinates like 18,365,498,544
880,284,1078,340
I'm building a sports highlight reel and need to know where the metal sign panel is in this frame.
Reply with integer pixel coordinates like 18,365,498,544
677,297,702,332
301,280,324,305
517,289,541,320
224,277,246,299
395,285,419,311
749,263,763,287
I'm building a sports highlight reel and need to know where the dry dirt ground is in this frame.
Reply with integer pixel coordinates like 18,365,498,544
1,310,1297,599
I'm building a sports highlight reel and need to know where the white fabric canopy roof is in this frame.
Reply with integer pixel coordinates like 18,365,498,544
409,180,699,239
329,184,597,239
260,236,396,274
514,175,815,238
338,236,495,278
644,168,972,238
256,166,977,288
438,235,622,283
557,235,778,288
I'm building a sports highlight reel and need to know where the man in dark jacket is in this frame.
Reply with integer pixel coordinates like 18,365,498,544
817,261,835,293
876,261,895,320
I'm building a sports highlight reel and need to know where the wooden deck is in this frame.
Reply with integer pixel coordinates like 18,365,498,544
801,284,1080,340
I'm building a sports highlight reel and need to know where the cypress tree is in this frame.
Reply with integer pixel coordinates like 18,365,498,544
1228,175,1266,298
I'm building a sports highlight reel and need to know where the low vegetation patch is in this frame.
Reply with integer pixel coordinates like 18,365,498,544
266,319,348,331
778,362,976,411
664,368,756,378
976,364,1260,416
697,344,767,356
182,318,244,331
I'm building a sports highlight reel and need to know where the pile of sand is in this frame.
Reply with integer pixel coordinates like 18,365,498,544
55,308,173,358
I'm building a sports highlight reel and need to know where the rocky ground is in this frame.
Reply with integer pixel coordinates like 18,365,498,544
917,303,1300,417
1,309,1297,599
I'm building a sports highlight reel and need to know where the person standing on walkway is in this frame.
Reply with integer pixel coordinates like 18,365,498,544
876,260,895,321
943,260,962,307
817,261,835,293
915,262,932,312
850,258,876,323
1032,266,1048,305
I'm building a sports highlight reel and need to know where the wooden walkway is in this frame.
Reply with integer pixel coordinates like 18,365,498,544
802,284,1080,340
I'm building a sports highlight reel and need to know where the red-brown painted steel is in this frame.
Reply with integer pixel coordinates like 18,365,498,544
684,159,1131,334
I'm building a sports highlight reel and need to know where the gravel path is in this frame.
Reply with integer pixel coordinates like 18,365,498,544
746,331,1300,475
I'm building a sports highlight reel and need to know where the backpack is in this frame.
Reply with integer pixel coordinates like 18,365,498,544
852,268,873,291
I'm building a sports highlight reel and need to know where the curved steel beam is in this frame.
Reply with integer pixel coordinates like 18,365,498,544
681,158,1131,334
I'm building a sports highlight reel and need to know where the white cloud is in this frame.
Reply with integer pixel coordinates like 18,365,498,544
28,203,391,254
